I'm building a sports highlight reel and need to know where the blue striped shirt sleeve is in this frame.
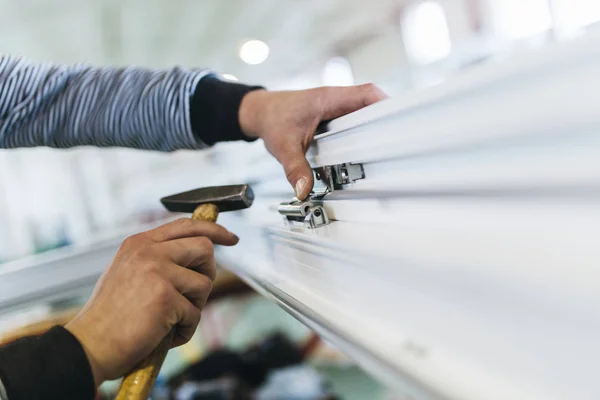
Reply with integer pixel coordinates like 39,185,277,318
0,55,212,151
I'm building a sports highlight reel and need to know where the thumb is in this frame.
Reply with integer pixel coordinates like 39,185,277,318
280,146,314,200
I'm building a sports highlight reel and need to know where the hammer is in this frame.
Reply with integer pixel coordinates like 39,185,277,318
116,184,254,400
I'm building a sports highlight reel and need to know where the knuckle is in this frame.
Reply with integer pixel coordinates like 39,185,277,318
198,274,213,290
285,168,295,181
285,164,303,182
174,217,194,230
198,237,214,254
131,243,156,261
160,218,195,240
152,278,173,304
122,233,144,249
140,258,162,273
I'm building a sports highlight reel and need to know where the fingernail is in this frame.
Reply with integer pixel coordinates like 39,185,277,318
232,233,240,242
295,178,307,199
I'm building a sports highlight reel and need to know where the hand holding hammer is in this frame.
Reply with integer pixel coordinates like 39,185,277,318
116,184,253,399
66,185,253,399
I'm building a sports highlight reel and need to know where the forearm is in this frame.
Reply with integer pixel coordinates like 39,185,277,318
0,326,95,400
0,56,261,151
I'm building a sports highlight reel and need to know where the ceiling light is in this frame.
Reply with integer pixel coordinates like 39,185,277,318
239,39,270,65
322,57,354,86
222,74,238,81
402,1,452,64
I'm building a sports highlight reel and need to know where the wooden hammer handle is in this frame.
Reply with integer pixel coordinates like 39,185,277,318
116,204,219,400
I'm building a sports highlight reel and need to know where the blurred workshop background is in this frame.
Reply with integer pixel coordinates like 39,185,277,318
2,0,600,263
1,0,599,399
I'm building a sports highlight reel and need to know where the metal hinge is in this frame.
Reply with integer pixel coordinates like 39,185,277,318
277,200,329,229
278,162,365,229
312,163,366,198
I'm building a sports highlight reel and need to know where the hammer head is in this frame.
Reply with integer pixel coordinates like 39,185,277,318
161,184,254,214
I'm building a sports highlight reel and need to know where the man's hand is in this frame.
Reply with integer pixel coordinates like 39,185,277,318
65,219,239,387
239,84,387,200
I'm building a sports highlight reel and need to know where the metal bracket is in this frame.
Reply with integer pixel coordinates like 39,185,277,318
312,163,365,198
277,163,364,229
278,200,330,229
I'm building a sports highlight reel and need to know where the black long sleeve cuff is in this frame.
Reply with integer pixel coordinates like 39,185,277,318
190,74,264,145
0,326,95,400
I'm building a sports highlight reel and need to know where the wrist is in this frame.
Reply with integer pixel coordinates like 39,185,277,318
65,320,106,388
239,89,269,139
191,75,264,144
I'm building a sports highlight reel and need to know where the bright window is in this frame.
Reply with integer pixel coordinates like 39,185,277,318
322,57,355,86
491,0,553,39
552,0,600,32
402,1,452,64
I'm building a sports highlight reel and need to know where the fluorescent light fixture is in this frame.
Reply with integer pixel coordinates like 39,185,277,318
239,39,270,65
402,1,452,64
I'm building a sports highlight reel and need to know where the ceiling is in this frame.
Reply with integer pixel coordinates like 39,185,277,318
0,0,407,85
